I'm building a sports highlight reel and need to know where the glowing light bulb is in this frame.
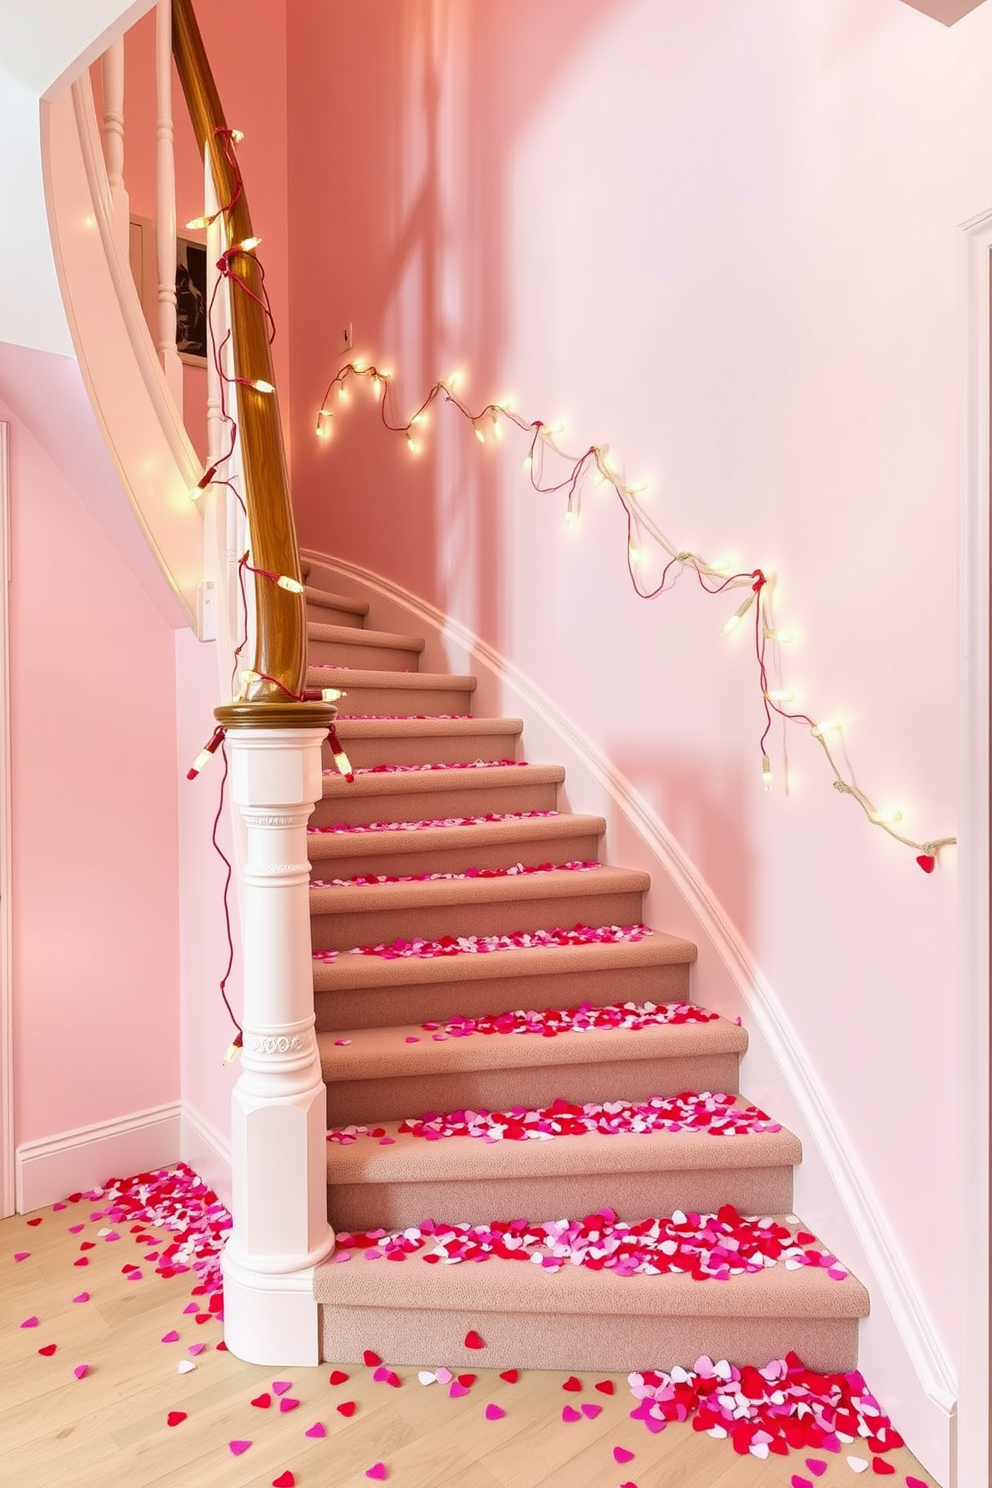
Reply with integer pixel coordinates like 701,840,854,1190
251,379,274,394
321,688,343,703
406,432,420,454
522,454,533,472
352,358,365,372
496,396,513,411
230,129,245,143
765,689,794,703
189,748,213,775
629,481,650,497
565,497,578,531
710,558,732,574
316,409,333,437
443,369,464,389
474,422,486,444
185,214,212,230
372,377,382,399
410,412,428,426
628,538,647,567
490,409,503,440
337,383,350,402
240,670,261,687
546,421,567,437
762,754,773,792
764,628,794,643
722,592,757,635
811,718,843,739
237,236,261,252
223,1033,243,1064
871,807,904,825
276,575,305,594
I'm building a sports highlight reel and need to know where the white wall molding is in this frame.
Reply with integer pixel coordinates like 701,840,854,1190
953,203,992,1488
0,423,12,1219
15,1100,182,1214
304,546,956,1482
180,1101,232,1212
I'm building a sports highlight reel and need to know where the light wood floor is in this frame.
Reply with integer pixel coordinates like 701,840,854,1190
0,1200,941,1488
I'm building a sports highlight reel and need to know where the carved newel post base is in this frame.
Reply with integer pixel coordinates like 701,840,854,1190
219,719,335,1366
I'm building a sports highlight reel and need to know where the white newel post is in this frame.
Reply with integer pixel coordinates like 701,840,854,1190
220,724,335,1365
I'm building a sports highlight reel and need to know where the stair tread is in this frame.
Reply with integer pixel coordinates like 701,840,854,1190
308,665,476,692
314,927,697,992
324,1100,801,1184
308,621,425,652
305,585,369,617
318,1011,747,1082
314,1218,869,1318
333,716,521,738
321,761,564,800
308,811,604,865
310,863,649,911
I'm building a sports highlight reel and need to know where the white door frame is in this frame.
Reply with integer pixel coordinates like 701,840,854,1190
0,422,13,1218
957,207,991,1487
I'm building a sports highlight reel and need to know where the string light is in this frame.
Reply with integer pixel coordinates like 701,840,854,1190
312,357,956,872
326,724,354,782
187,726,225,780
249,378,274,394
276,574,305,593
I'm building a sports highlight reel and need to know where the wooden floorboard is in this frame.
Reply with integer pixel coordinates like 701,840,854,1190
0,1201,943,1487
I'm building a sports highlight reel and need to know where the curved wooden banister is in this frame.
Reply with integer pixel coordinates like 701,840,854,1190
171,0,306,707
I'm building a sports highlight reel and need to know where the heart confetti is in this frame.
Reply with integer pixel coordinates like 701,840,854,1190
562,1376,583,1392
26,1216,42,1226
72,1293,89,1304
13,1252,29,1261
806,1462,828,1477
847,1461,869,1474
449,1381,469,1399
457,1374,476,1388
20,1316,39,1328
562,1405,582,1423
272,1380,293,1395
365,1465,387,1481
161,1330,180,1343
614,1447,635,1463
187,1344,205,1356
305,1423,327,1438
73,1258,88,1267
485,1404,506,1420
580,1402,602,1419
464,1330,484,1349
336,1401,357,1417
251,1394,272,1409
499,1370,519,1384
279,1397,301,1413
363,1350,382,1367
905,1480,927,1488
272,1475,295,1488
329,1369,349,1385
595,1380,615,1395
73,1365,90,1379
177,1360,196,1374
167,1411,187,1427
228,1439,251,1456
38,1344,57,1357
871,1462,895,1477
916,855,936,874
793,1478,813,1488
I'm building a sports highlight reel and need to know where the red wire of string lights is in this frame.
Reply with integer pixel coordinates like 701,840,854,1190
316,361,955,873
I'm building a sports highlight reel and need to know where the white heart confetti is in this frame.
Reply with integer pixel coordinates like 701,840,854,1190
846,1458,869,1474
177,1360,197,1374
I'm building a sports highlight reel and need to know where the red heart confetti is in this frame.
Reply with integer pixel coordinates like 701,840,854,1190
79,1241,95,1251
562,1405,582,1422
464,1330,484,1349
26,1217,42,1226
167,1411,187,1427
272,1475,295,1488
363,1350,382,1367
562,1376,583,1392
457,1374,476,1388
916,855,935,874
20,1316,39,1328
38,1344,57,1356
595,1380,615,1395
485,1404,506,1420
329,1370,349,1385
216,1342,229,1352
365,1465,387,1481
251,1394,272,1409
73,1258,88,1267
279,1397,301,1413
871,1462,895,1477
228,1440,251,1455
619,1482,638,1488
499,1370,519,1383
337,1401,357,1417
806,1462,827,1478
614,1447,635,1464
305,1423,327,1438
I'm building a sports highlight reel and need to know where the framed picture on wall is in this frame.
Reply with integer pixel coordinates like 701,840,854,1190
176,236,208,364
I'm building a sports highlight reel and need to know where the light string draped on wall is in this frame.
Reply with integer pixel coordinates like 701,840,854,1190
315,361,955,874
182,127,356,1064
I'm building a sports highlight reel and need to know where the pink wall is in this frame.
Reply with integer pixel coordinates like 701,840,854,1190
285,0,986,1362
1,388,180,1142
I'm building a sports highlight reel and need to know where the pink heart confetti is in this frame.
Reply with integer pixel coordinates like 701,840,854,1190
73,1365,90,1379
228,1440,251,1456
272,1380,293,1395
449,1381,469,1398
20,1316,39,1328
53,1203,66,1211
13,1251,29,1261
183,1303,198,1315
187,1344,205,1356
905,1480,927,1488
792,1478,813,1488
305,1423,327,1438
68,1224,84,1234
562,1405,582,1423
161,1330,180,1343
806,1462,828,1478
485,1404,506,1420
365,1465,387,1481
72,1293,89,1303
279,1397,301,1413
614,1447,635,1463
581,1402,601,1419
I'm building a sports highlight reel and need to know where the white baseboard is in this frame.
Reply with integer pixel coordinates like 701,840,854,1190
305,547,957,1485
15,1100,182,1214
180,1102,232,1212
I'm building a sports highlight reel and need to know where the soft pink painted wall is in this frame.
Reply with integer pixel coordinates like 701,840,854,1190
286,0,982,1361
2,392,181,1142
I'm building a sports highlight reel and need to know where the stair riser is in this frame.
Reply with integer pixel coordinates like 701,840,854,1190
310,887,645,952
320,1307,859,1374
314,681,474,715
314,961,692,1031
326,1166,794,1231
308,636,422,671
324,1052,742,1126
311,778,560,828
322,731,519,770
309,829,604,882
306,603,365,629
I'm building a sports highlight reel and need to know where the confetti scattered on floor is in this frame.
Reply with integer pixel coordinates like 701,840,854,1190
311,858,600,887
314,922,654,964
308,808,558,836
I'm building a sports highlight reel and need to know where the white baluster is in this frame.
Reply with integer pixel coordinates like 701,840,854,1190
100,38,129,258
155,0,184,407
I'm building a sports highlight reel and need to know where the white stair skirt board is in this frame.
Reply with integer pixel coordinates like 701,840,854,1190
15,1100,182,1214
302,547,956,1487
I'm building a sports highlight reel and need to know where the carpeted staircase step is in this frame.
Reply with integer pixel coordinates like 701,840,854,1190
323,1103,801,1230
323,715,523,770
305,585,369,629
308,809,604,880
320,1011,747,1125
313,930,698,1030
309,863,649,952
314,1219,869,1373
306,621,425,672
311,760,563,828
306,665,476,716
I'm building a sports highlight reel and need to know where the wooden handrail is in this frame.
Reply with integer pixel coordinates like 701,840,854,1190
171,0,306,706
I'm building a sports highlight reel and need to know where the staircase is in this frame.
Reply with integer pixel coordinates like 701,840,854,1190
305,561,870,1375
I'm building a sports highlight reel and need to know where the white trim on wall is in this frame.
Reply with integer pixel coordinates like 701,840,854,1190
955,203,992,1488
180,1102,232,1213
304,546,957,1483
15,1101,181,1214
0,422,12,1218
